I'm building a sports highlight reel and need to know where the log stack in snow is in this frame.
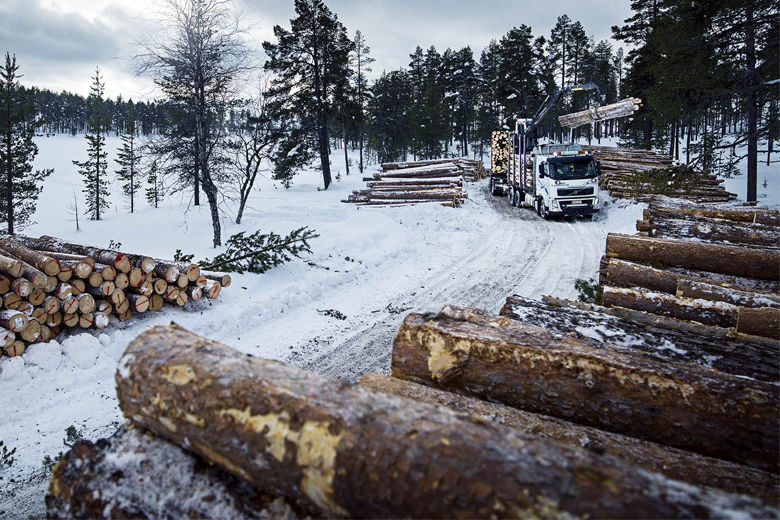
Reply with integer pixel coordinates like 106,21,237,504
0,235,231,359
48,324,778,517
598,197,780,339
343,158,486,208
584,146,737,202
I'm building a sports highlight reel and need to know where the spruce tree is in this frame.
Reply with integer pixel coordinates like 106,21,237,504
145,159,162,208
73,67,110,220
547,15,572,88
353,30,374,174
115,100,141,212
0,53,52,234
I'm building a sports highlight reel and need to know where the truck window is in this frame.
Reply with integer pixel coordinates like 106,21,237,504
548,158,597,180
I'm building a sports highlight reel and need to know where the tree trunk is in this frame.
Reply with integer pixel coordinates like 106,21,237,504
392,312,779,473
737,307,780,339
745,0,758,202
605,233,780,280
115,324,776,518
201,172,221,247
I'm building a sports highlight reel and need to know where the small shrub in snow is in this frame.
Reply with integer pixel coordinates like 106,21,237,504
318,308,347,320
0,440,16,469
42,425,85,474
574,278,603,305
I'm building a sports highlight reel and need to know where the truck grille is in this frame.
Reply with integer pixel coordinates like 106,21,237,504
557,187,594,197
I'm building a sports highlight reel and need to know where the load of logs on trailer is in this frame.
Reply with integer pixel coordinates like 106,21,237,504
599,197,780,339
584,146,737,203
0,235,231,359
48,320,778,518
342,158,487,208
558,97,642,129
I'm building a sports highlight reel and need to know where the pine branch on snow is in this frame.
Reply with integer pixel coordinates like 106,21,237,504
201,227,318,274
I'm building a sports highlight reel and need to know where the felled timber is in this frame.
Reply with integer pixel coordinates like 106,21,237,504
639,215,780,248
676,279,780,309
738,307,780,339
499,296,779,382
46,424,306,520
392,311,779,473
11,235,132,272
606,233,780,280
113,324,777,518
0,237,60,275
602,286,739,329
646,197,780,226
358,372,779,503
381,158,458,171
558,97,642,128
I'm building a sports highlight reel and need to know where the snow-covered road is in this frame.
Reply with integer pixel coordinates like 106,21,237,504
0,135,643,518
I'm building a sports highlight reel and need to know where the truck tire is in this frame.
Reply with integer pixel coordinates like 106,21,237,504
540,202,550,220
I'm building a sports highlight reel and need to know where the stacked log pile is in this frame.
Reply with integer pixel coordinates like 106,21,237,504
599,199,780,339
584,146,737,202
343,158,486,208
48,324,778,517
558,97,642,128
0,235,230,359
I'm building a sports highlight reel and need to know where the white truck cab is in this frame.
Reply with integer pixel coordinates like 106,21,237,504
529,144,601,219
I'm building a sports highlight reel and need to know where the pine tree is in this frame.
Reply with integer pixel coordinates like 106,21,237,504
115,100,141,213
353,30,374,174
0,53,52,234
263,0,354,190
366,70,413,162
567,22,590,86
547,14,572,88
145,159,162,208
73,67,110,221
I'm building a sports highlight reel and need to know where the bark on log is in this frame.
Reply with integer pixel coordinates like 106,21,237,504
738,307,780,339
392,311,780,473
115,324,776,518
0,275,9,294
602,286,739,329
17,259,47,289
21,235,132,272
647,201,780,226
500,296,779,382
358,372,779,503
46,425,308,520
201,271,231,287
153,261,180,283
645,216,780,248
676,279,780,309
50,257,93,279
122,252,156,274
0,253,23,278
606,233,780,280
0,237,60,275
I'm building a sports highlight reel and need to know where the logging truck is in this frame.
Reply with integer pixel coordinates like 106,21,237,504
490,83,606,219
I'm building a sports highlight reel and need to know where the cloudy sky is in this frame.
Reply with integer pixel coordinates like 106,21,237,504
0,0,633,100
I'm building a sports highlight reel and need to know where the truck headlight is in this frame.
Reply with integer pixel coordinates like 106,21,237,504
594,198,600,206
552,200,559,209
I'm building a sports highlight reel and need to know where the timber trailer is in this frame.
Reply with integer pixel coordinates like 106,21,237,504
489,83,603,220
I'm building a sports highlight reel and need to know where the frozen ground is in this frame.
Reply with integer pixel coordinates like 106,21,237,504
1,132,766,517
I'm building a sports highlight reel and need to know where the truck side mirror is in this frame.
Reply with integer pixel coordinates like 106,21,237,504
538,164,545,177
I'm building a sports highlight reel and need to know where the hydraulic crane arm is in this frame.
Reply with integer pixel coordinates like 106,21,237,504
524,83,603,140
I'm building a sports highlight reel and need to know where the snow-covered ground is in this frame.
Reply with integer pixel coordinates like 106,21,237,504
1,132,763,517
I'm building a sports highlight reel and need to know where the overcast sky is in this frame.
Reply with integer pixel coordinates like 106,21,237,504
0,0,633,100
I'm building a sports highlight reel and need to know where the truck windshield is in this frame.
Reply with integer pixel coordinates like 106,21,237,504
548,158,597,180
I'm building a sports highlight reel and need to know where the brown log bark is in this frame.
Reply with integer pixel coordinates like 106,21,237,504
602,286,739,328
16,258,47,289
0,309,27,332
392,311,779,473
382,158,458,170
42,251,96,267
647,201,780,226
738,307,780,339
0,237,60,275
676,279,780,309
606,233,780,280
46,425,305,520
646,216,780,248
115,324,776,518
499,296,779,382
358,372,779,503
153,261,179,283
12,235,131,273
0,253,23,278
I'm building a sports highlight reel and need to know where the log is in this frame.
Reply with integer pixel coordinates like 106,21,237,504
46,425,305,520
53,258,93,279
60,296,79,315
128,267,143,287
123,252,156,274
13,235,131,273
46,312,62,327
3,341,24,357
188,286,202,301
676,279,780,309
56,264,73,282
17,301,32,315
602,286,739,329
28,288,45,306
392,311,780,473
93,311,110,330
69,278,85,295
0,309,27,332
10,277,31,297
645,216,780,248
115,308,131,321
54,282,72,300
176,273,189,289
0,275,9,294
0,237,60,275
166,287,187,307
44,275,58,292
44,295,60,314
78,312,94,329
647,201,780,226
127,280,153,297
738,307,780,339
153,278,168,295
93,263,116,281
43,251,96,268
77,293,96,314
149,294,163,312
39,324,52,342
62,312,79,328
17,259,47,289
31,307,47,322
126,293,149,313
500,296,780,382
194,275,207,288
114,272,129,290
358,372,779,503
2,292,19,309
116,324,776,518
20,318,41,342
86,281,115,298
0,253,23,278
201,270,231,287
0,327,14,348
558,98,642,128
204,281,221,299
96,301,112,315
87,271,103,288
153,261,180,283
606,233,780,280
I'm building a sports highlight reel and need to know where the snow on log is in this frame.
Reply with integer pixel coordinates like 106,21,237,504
358,372,779,503
0,253,24,278
602,286,739,329
113,324,779,518
0,237,60,275
676,279,780,309
46,425,305,520
640,215,780,248
500,295,779,382
646,198,780,226
605,233,780,280
392,311,779,473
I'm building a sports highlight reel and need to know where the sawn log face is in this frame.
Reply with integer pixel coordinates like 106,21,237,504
392,312,779,473
115,324,775,518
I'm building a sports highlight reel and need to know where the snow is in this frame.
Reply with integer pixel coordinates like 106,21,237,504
0,132,759,518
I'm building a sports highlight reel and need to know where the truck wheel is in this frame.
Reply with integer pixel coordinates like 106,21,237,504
535,198,542,217
540,202,550,220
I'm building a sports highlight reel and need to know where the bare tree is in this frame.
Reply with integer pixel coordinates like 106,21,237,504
135,0,253,247
228,78,285,224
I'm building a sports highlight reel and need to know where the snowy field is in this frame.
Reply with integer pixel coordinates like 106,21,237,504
0,133,771,517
